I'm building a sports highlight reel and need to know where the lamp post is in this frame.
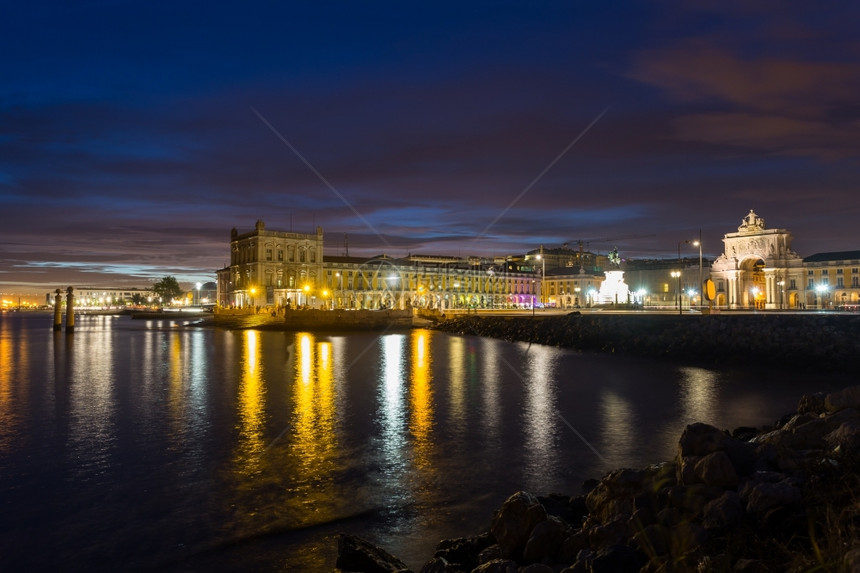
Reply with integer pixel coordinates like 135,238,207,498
536,245,545,310
671,271,681,314
676,241,683,315
815,284,828,310
195,282,201,306
531,279,536,316
685,234,702,310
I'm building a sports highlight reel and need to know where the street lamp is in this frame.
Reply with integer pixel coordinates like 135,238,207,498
671,271,681,314
777,280,785,309
685,234,703,309
815,284,828,310
196,282,201,306
536,245,545,310
675,240,683,315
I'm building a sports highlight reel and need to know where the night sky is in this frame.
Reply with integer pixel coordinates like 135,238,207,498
3,1,860,295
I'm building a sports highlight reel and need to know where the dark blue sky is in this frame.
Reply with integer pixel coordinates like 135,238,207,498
3,1,860,293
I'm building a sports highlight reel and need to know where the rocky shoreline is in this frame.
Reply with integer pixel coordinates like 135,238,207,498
334,314,860,572
430,313,860,373
336,386,860,573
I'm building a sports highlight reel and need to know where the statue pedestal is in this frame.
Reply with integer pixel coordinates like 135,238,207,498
597,270,630,305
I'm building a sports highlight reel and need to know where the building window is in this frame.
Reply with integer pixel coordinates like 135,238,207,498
300,249,306,263
822,269,829,275
790,279,796,290
278,250,283,261
288,246,295,262
853,277,859,287
311,250,316,263
266,248,272,261
808,279,814,288
838,277,844,287
808,270,814,275
837,268,844,275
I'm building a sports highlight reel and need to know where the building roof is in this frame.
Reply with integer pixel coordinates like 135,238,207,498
803,251,860,263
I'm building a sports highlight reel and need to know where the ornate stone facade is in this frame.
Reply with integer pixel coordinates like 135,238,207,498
710,210,806,309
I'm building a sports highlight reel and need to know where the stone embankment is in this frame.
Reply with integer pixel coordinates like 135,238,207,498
431,313,860,372
336,386,860,573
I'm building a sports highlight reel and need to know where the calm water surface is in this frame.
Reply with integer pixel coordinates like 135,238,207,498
0,312,846,571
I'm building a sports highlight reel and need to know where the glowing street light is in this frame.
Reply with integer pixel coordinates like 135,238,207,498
815,284,829,310
670,271,681,314
685,234,703,309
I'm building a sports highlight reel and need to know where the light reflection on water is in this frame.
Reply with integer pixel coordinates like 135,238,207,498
0,313,849,572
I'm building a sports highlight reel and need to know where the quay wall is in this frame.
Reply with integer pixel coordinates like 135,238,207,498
432,312,860,372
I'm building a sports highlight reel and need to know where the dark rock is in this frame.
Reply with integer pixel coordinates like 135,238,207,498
567,495,588,525
590,544,644,573
825,385,860,413
732,426,759,441
678,423,757,477
586,514,630,549
470,558,518,573
745,479,802,514
538,493,579,525
489,491,547,559
842,547,860,573
668,520,708,558
418,556,461,573
666,484,724,515
336,533,412,573
797,392,826,415
476,544,501,565
523,515,568,564
520,564,554,573
632,523,669,557
732,558,769,572
432,533,493,572
557,531,589,564
702,491,744,530
824,419,860,452
585,468,644,523
695,451,739,489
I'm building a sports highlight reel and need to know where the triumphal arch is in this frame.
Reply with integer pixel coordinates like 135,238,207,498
710,210,805,309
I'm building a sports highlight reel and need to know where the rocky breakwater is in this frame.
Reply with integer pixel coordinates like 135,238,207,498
432,313,860,372
335,385,860,572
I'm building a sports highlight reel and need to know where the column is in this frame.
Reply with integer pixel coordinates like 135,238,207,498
53,289,63,331
65,287,75,332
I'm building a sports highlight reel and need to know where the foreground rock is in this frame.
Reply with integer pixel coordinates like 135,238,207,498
336,385,860,572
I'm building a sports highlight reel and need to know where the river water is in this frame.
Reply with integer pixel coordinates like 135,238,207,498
0,312,847,571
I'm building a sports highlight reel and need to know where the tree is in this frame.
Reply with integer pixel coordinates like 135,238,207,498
152,276,184,305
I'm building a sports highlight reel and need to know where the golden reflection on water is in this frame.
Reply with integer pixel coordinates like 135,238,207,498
447,335,466,437
479,338,501,444
68,319,116,475
599,391,635,466
523,344,557,491
235,330,265,475
292,333,338,481
167,331,185,439
678,366,718,425
380,335,406,469
409,330,434,471
0,317,18,452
